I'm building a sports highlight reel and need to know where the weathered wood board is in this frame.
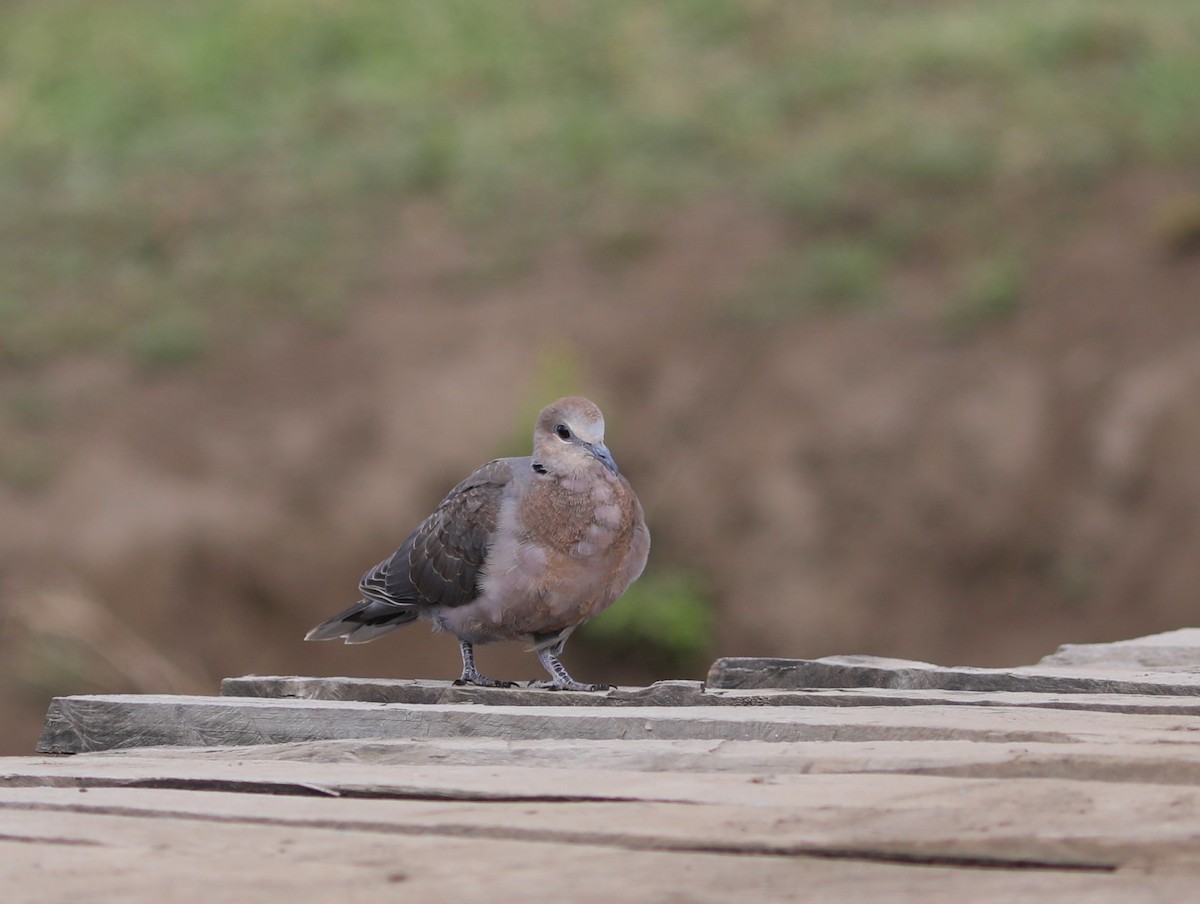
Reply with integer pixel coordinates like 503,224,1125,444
222,676,713,705
1040,627,1200,669
38,691,1200,755
9,627,1200,902
221,674,1200,716
0,774,1181,868
3,739,1200,902
21,732,1200,783
4,796,1182,904
707,654,1200,693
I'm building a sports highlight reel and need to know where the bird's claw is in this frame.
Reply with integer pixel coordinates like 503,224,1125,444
526,679,614,692
454,676,517,688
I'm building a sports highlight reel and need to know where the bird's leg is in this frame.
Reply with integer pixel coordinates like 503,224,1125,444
453,641,516,688
529,647,613,692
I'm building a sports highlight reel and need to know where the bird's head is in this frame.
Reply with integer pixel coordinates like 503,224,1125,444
532,396,619,477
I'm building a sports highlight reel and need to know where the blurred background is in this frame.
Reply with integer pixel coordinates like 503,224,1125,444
2,0,1200,754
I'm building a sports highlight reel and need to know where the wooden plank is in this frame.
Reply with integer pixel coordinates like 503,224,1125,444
21,728,1200,785
30,734,1200,785
2,804,1174,904
221,676,709,706
707,654,1200,694
1040,627,1200,669
34,692,1200,755
5,754,853,805
5,774,1200,872
39,693,1200,754
9,737,1200,803
220,675,1200,716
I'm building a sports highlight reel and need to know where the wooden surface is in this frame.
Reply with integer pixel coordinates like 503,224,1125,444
221,673,1200,715
707,654,1200,693
7,629,1200,902
34,688,1200,754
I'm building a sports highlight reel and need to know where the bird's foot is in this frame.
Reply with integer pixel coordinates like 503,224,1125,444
453,672,516,686
455,641,517,687
453,671,517,689
533,647,610,691
526,678,613,692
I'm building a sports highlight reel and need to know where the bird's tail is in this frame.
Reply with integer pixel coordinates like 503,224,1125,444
304,599,420,644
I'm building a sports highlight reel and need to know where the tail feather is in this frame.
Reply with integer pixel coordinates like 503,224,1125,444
343,619,416,644
305,598,419,643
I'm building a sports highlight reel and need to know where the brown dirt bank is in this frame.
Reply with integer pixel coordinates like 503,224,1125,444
3,176,1200,754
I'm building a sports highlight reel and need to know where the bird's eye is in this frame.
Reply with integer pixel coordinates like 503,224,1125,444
554,424,571,441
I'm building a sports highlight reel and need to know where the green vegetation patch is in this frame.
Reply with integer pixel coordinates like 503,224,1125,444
730,238,888,323
941,254,1025,337
581,569,716,673
2,0,1198,363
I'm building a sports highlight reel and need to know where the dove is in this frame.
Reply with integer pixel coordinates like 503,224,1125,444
306,397,650,691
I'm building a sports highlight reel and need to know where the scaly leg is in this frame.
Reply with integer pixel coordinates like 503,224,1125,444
529,646,612,692
452,641,516,688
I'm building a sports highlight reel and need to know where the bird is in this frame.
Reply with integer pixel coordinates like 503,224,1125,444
305,396,650,691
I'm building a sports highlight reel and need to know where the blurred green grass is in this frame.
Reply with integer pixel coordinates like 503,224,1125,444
2,0,1199,364
580,569,716,673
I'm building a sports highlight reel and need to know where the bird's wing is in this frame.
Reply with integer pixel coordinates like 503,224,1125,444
370,458,515,610
357,557,403,605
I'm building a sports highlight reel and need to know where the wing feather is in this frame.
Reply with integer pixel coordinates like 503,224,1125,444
368,458,514,611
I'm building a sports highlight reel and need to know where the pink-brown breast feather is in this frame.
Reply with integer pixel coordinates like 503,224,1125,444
504,473,646,631
517,477,601,555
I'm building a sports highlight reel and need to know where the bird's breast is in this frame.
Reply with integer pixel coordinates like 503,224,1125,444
517,474,636,558
445,471,646,644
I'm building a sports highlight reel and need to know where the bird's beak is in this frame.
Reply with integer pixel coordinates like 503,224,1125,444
585,442,620,476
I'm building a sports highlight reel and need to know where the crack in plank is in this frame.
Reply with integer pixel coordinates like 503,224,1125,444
0,774,687,804
0,831,105,847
